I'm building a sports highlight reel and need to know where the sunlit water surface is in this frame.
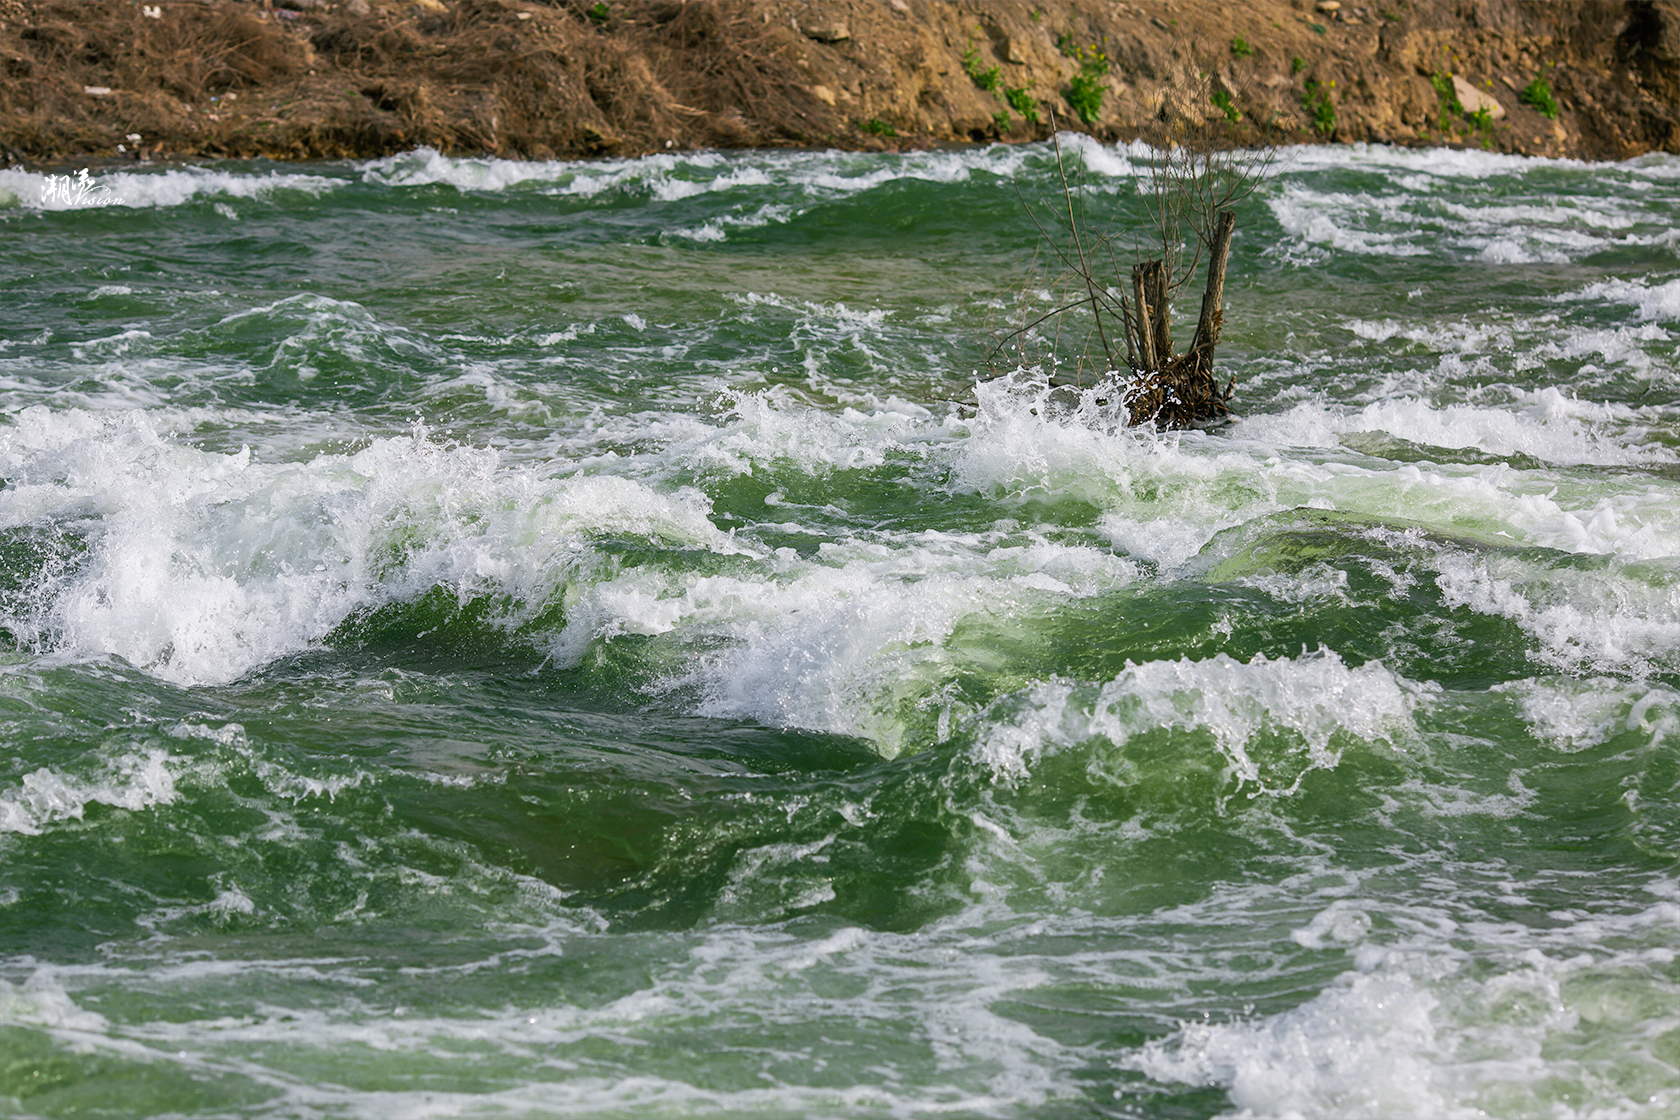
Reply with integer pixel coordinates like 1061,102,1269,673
2,139,1679,1118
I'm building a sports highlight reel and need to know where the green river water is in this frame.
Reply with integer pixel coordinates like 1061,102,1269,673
1,139,1679,1118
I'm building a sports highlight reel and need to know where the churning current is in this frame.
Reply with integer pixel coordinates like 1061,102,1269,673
1,138,1678,1119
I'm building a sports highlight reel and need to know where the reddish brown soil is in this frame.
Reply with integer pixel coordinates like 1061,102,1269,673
2,0,1676,167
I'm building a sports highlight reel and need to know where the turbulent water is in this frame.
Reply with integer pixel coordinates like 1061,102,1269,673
1,137,1678,1119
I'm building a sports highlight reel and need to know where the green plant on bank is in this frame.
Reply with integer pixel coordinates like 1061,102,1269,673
1063,39,1109,124
587,1,609,24
1231,34,1253,59
962,29,1041,126
1005,85,1041,123
1303,76,1335,136
963,31,1002,92
1429,69,1462,132
1521,72,1559,119
1468,104,1493,142
1210,89,1241,123
860,118,897,137
1291,55,1307,75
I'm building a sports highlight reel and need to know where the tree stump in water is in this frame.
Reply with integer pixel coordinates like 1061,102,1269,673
1120,209,1237,429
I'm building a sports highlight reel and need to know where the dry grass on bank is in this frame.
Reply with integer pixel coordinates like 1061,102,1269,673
0,0,845,162
3,0,1677,165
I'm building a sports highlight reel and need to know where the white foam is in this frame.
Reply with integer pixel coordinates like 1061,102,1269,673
1274,142,1593,179
1443,198,1634,231
0,969,111,1032
635,384,934,480
1059,131,1140,178
941,375,1680,582
1434,550,1680,677
570,527,1138,752
1626,152,1680,177
11,370,1668,701
8,907,1089,1117
1268,184,1432,258
1262,145,1661,266
1249,389,1677,469
360,146,591,193
1497,677,1677,753
0,748,176,835
949,375,1255,568
971,648,1424,792
1531,323,1673,378
0,407,747,685
1132,890,1680,1119
1567,277,1680,322
356,143,1033,204
211,292,441,381
0,166,341,210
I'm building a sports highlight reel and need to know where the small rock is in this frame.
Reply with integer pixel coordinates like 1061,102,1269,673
802,19,849,43
890,0,908,11
1150,16,1168,30
346,0,369,12
810,84,837,106
1315,1,1341,10
999,34,1029,65
83,85,112,96
1451,75,1506,120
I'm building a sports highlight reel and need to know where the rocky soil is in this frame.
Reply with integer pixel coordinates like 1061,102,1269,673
2,0,1677,166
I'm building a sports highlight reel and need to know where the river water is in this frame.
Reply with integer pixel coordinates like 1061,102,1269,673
1,138,1678,1118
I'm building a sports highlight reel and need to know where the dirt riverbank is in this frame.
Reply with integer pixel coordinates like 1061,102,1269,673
2,0,1677,167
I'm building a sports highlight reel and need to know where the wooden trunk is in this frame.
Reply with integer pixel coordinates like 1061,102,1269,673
1122,209,1238,429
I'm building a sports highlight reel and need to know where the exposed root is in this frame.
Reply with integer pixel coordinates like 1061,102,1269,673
1120,353,1233,430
